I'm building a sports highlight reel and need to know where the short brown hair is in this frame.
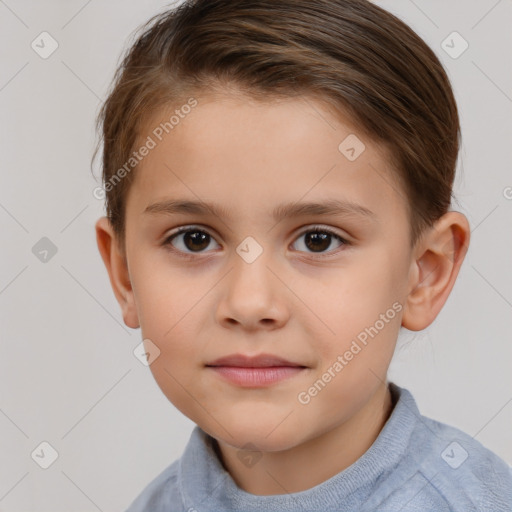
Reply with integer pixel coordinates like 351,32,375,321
93,0,461,251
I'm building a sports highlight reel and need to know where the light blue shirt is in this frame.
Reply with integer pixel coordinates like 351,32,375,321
126,382,512,511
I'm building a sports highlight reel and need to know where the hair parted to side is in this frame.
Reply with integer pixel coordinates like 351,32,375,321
92,0,461,252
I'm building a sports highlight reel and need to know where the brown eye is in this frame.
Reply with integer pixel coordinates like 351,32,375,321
304,232,331,252
292,227,348,255
164,227,220,254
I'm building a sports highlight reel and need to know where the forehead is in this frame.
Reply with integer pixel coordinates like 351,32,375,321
126,92,407,225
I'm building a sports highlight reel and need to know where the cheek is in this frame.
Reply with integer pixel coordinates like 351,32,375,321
132,253,192,326
135,267,207,415
131,268,205,372
301,254,404,362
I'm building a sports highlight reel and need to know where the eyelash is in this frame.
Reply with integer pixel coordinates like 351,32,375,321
162,224,351,260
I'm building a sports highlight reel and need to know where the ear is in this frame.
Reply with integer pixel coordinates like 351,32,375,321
402,211,470,331
95,216,140,329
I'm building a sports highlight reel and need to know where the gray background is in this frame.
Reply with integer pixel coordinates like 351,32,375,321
0,0,511,510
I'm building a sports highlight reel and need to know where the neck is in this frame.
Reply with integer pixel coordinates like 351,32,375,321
215,381,394,495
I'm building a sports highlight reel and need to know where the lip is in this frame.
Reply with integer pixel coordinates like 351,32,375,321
205,353,307,388
207,353,304,368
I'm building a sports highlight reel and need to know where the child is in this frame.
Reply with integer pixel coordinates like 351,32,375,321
94,0,512,510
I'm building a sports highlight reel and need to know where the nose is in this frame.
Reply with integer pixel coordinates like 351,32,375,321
215,250,290,332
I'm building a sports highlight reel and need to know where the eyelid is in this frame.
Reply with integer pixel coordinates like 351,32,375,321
163,223,349,243
163,223,351,259
164,224,219,240
295,223,349,239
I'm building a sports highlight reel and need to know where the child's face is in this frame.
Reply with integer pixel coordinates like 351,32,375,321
119,91,416,451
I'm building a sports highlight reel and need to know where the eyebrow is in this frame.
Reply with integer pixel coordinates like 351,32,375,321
144,198,377,223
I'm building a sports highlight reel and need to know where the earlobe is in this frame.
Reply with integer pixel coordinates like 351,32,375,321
95,216,140,329
401,212,470,331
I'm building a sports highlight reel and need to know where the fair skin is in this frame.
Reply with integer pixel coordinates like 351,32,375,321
96,90,470,495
